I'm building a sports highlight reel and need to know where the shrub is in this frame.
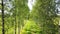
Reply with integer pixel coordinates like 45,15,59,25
20,20,41,34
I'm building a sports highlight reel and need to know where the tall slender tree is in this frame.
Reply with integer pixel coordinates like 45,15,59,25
2,0,5,34
14,0,29,34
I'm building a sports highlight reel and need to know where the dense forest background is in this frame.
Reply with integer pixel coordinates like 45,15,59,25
0,0,59,34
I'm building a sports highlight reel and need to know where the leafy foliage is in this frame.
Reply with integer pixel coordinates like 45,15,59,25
20,20,41,34
0,0,59,34
29,0,58,34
